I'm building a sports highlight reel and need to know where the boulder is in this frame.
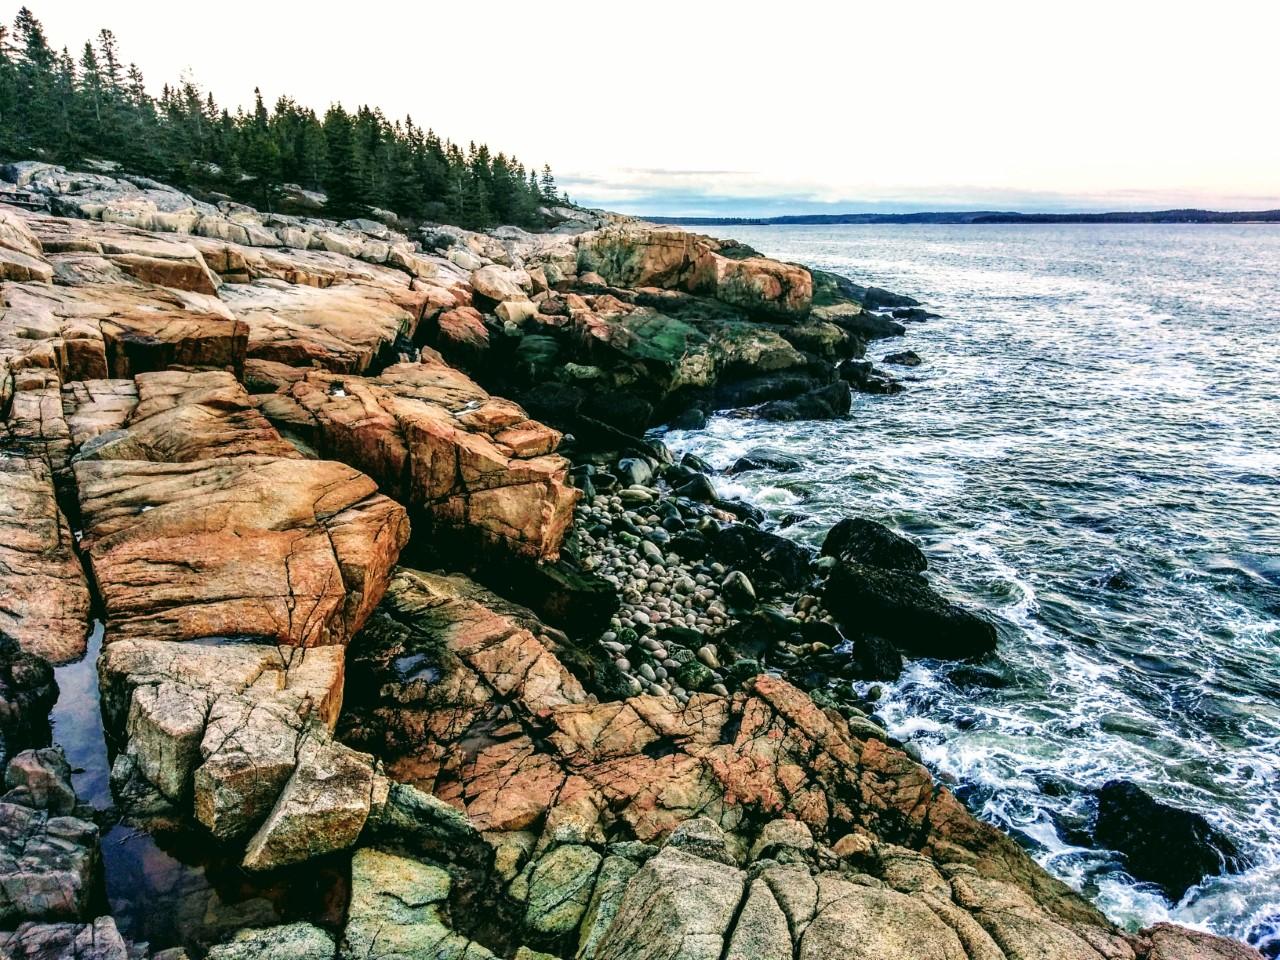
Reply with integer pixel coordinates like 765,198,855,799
709,525,814,595
341,847,492,960
839,358,905,394
726,448,803,474
472,263,529,304
256,356,577,561
590,846,745,960
883,349,923,366
1094,780,1247,899
753,381,851,421
824,561,997,660
523,843,603,936
821,517,928,573
0,749,98,927
241,736,377,871
434,305,492,363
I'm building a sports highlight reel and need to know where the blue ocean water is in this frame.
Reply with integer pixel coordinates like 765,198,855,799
664,223,1280,948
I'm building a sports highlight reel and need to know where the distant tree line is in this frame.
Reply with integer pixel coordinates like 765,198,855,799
0,7,564,228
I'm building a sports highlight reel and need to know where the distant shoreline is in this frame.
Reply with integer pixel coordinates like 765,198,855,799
649,210,1280,226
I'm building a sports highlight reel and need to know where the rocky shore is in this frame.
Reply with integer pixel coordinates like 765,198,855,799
0,161,1260,959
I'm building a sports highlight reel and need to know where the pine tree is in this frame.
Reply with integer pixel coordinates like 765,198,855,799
0,7,559,230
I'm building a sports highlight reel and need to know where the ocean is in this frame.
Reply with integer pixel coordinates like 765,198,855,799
662,223,1280,949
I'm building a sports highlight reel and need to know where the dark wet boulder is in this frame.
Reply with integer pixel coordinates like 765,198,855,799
488,556,619,637
668,407,708,430
821,518,928,573
754,382,851,421
726,448,803,475
838,359,905,395
890,307,939,322
674,474,718,503
948,662,1015,689
680,452,713,474
882,350,923,366
713,499,765,525
719,609,801,661
711,370,831,410
831,311,906,341
667,531,710,561
861,287,921,310
852,634,905,681
1094,780,1247,900
616,457,655,488
1100,566,1138,591
708,526,815,595
823,561,998,659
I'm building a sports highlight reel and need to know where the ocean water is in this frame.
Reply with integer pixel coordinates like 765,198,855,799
663,223,1280,949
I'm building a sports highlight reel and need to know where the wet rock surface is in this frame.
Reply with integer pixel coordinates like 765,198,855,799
1094,780,1248,900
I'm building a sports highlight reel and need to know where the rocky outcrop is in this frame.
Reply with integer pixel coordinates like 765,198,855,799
579,225,812,321
223,276,432,374
52,367,408,866
0,164,1252,960
344,570,1077,909
0,207,52,283
335,567,1254,959
252,352,577,561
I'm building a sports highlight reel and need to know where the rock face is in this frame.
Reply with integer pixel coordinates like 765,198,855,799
0,454,91,663
53,367,408,866
0,917,137,960
580,225,812,321
0,207,53,283
72,372,407,647
253,353,577,562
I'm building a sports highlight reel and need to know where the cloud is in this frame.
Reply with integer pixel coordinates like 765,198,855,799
558,168,1280,217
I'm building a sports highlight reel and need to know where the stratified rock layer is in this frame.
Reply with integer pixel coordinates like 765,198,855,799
254,353,577,561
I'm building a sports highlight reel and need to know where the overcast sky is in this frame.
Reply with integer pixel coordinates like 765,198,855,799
14,1,1280,215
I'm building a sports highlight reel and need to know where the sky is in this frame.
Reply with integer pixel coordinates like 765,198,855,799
13,0,1280,216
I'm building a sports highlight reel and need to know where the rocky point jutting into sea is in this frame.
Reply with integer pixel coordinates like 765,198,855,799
0,161,1261,959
